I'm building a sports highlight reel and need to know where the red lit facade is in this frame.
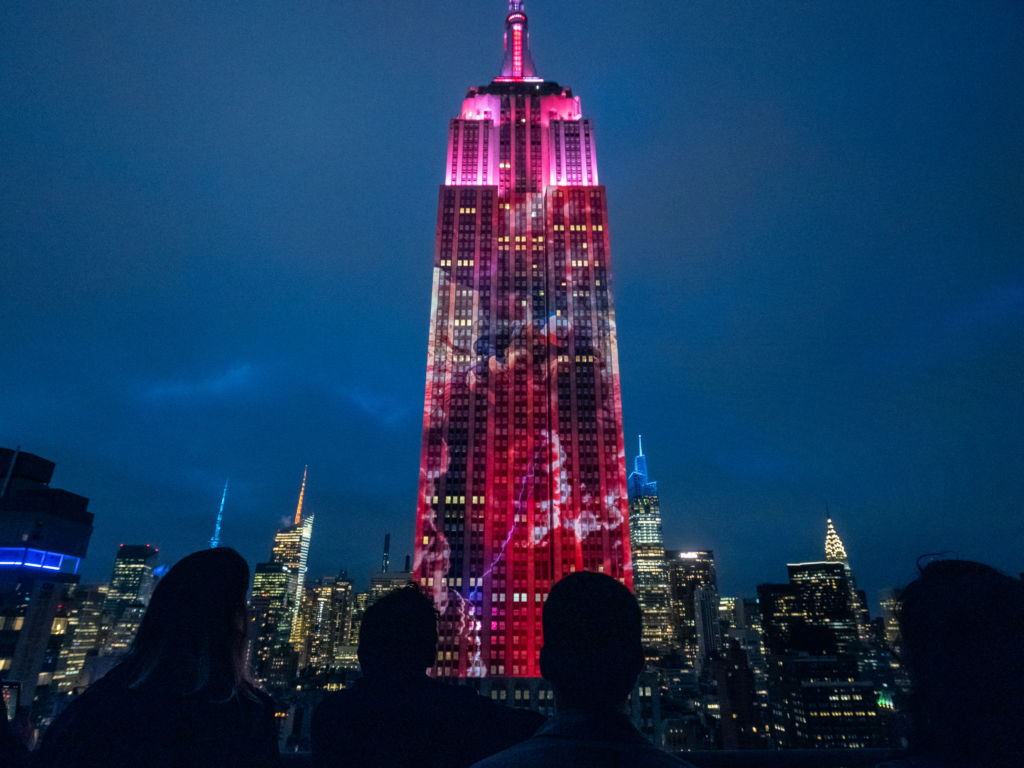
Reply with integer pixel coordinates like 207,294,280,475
414,1,631,678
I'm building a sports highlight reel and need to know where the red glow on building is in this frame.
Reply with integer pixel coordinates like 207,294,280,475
512,26,523,78
414,1,631,679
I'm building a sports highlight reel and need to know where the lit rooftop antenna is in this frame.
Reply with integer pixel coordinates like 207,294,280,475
210,479,228,549
294,464,308,525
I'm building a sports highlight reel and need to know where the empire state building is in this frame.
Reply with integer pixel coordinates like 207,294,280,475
414,1,632,678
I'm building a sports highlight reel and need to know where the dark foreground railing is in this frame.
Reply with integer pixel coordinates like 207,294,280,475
281,749,898,767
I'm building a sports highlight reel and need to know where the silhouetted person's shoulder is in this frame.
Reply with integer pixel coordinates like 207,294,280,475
312,673,543,768
37,664,280,768
470,709,694,768
1,706,29,768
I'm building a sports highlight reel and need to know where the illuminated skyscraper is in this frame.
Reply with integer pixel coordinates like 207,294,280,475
296,573,354,672
250,561,294,685
0,447,92,709
666,550,718,667
103,544,158,623
414,1,632,678
54,583,107,693
823,516,871,642
270,466,314,650
627,437,672,652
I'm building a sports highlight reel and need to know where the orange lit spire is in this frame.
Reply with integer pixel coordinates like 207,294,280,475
294,464,308,525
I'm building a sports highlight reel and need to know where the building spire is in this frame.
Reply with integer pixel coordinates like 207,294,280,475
209,479,228,548
294,464,308,525
824,517,848,562
499,1,537,79
638,434,644,456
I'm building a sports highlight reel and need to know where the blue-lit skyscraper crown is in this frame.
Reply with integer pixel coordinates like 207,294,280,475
628,435,657,496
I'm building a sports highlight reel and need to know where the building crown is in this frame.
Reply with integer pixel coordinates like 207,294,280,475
294,464,308,525
824,517,848,562
499,1,538,80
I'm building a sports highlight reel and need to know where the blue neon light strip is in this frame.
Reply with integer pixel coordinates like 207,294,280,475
0,547,80,574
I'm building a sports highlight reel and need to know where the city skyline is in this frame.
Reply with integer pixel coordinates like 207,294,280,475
2,1,1022,608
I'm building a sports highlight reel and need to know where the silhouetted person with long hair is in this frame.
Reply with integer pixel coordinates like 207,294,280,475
877,559,1024,768
312,585,542,768
472,571,694,768
37,548,279,768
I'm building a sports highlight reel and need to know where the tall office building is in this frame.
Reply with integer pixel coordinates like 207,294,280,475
823,516,871,642
271,467,314,650
250,561,294,685
784,561,861,656
666,550,718,667
251,467,314,682
103,544,158,622
627,437,673,652
296,574,354,672
0,447,93,709
53,583,107,693
413,1,632,678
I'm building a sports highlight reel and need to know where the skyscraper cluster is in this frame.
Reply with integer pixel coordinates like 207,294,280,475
2,4,916,758
251,467,315,686
247,467,415,696
617,435,902,751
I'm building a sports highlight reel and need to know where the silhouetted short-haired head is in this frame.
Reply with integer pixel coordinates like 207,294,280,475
358,585,437,677
540,571,643,710
126,547,251,696
899,559,1024,761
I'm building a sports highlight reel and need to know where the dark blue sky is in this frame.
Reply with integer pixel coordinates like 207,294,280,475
3,1,1022,607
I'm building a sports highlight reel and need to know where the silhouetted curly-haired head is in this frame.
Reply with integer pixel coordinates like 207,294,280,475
540,571,643,710
899,559,1024,761
357,585,437,676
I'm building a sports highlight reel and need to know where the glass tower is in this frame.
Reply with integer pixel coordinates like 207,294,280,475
270,466,313,650
627,437,673,651
104,544,158,623
414,1,632,678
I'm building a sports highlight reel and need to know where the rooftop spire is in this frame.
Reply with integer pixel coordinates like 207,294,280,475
824,517,848,562
631,434,650,488
294,464,308,525
209,479,228,548
499,1,537,79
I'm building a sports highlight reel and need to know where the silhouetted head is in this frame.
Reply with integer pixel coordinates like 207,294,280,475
899,559,1024,762
124,547,252,697
540,571,643,711
357,585,437,677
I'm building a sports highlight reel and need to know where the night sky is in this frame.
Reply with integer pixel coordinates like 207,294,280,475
3,2,1022,609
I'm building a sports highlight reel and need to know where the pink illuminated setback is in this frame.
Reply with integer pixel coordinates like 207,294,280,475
415,0,630,679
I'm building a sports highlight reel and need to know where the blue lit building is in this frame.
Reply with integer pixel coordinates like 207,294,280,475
627,437,673,652
0,447,93,712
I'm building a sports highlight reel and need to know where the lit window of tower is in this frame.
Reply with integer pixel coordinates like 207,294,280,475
414,2,632,678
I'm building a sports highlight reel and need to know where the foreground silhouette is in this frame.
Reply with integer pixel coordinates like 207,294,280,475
1,701,29,768
877,559,1024,768
37,548,279,768
471,571,695,768
312,585,543,768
